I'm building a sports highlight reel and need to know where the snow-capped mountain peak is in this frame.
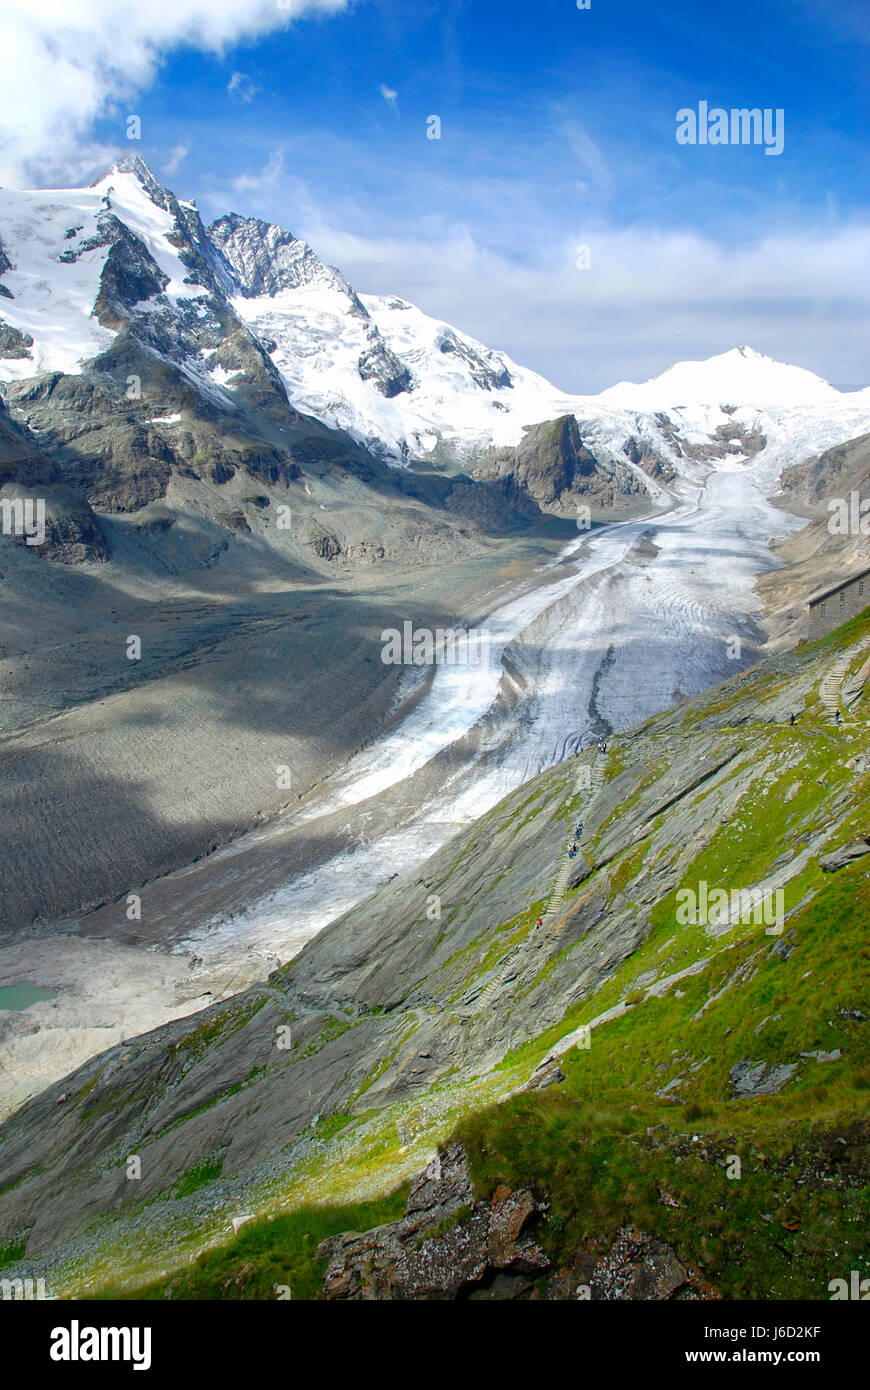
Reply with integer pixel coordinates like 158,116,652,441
92,154,173,209
0,159,224,382
597,345,839,410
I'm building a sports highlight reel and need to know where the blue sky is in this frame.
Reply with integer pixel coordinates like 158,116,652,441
3,0,868,390
126,0,870,236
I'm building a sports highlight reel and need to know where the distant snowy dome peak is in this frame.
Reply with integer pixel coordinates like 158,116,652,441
598,346,840,410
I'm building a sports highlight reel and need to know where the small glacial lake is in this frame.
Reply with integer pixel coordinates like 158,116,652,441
0,983,58,1012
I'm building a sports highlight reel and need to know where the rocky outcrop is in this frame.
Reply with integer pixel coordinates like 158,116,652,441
0,484,107,563
40,488,109,564
71,215,169,333
357,333,412,398
0,320,33,360
760,431,870,647
0,394,41,473
680,421,766,463
729,1059,797,1097
2,358,305,509
319,1143,547,1299
820,839,870,872
319,1144,716,1300
305,527,342,560
0,237,14,298
777,431,870,512
475,415,647,516
622,434,676,483
435,328,512,391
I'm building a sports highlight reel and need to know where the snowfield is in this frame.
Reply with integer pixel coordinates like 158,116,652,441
0,187,115,378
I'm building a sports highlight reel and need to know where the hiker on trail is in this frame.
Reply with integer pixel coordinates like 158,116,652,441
576,822,583,836
790,713,795,726
536,917,543,929
835,709,841,726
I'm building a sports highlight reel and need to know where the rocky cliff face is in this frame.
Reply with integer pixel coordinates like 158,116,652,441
474,414,647,516
777,431,870,513
0,393,39,472
209,213,363,304
760,432,870,647
319,1142,548,1299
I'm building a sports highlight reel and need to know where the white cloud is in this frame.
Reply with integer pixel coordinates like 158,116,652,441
379,84,398,114
232,148,286,195
560,119,612,199
0,0,349,186
163,143,189,176
228,71,259,103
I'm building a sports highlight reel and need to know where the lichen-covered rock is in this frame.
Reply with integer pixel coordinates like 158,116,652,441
546,1226,719,1301
319,1151,718,1301
729,1059,797,1097
318,1142,548,1299
306,529,342,560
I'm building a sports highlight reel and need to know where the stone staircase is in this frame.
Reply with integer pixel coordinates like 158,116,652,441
474,950,521,1011
820,637,870,723
541,856,577,927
